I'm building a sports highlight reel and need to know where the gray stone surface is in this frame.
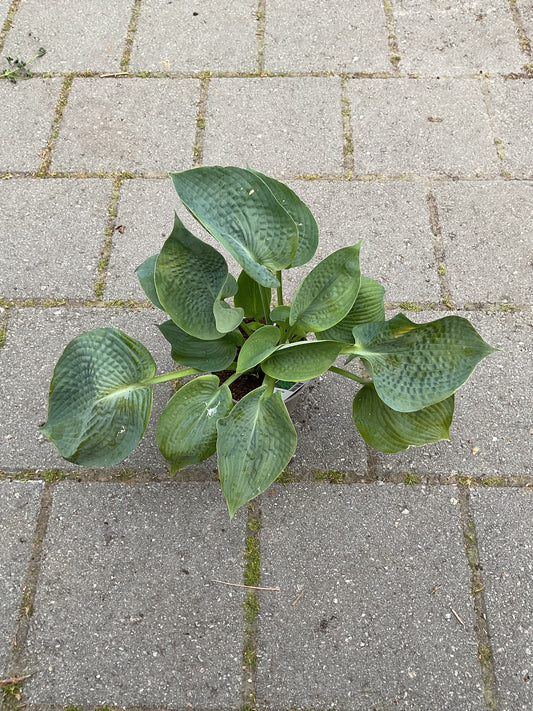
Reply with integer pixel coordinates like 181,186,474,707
394,0,525,75
375,311,532,478
283,179,440,303
434,180,533,305
489,79,533,179
130,0,257,73
471,488,533,711
0,308,176,472
257,483,484,710
203,77,344,176
290,368,368,474
0,480,43,675
0,178,112,299
0,79,61,172
52,78,199,173
24,482,245,705
263,0,390,72
349,78,499,177
517,0,533,42
2,0,132,72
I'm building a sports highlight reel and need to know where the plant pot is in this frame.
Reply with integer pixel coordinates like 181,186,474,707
274,379,308,415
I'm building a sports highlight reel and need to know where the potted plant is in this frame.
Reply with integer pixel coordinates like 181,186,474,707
41,166,496,517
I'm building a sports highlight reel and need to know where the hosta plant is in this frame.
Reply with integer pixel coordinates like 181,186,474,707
41,166,495,517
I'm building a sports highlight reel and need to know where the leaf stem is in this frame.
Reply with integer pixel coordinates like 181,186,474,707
329,365,368,385
260,287,272,325
263,374,276,397
276,271,284,306
143,368,202,385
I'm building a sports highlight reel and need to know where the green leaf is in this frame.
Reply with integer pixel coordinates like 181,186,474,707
290,243,362,332
41,328,156,466
349,314,497,412
270,304,291,323
157,320,237,371
154,213,229,340
135,254,164,310
234,270,272,320
213,299,244,334
217,386,297,518
261,340,343,381
317,276,385,342
157,375,232,474
246,167,318,267
352,383,455,453
237,325,280,373
220,273,238,299
170,166,300,287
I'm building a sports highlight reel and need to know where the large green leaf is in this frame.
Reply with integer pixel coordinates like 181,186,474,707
289,243,362,332
234,270,272,320
261,340,343,381
157,375,232,474
158,320,238,371
217,386,297,518
348,314,496,412
237,325,280,373
154,213,230,340
317,276,385,342
41,328,156,466
135,254,164,310
170,166,299,287
352,383,455,453
246,167,318,267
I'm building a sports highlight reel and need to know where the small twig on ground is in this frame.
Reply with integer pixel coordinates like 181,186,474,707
451,608,465,626
100,72,131,78
291,589,305,606
211,579,280,591
0,672,36,687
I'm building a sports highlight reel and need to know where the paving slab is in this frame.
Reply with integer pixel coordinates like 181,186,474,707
203,77,344,176
52,78,199,173
0,178,112,299
263,0,390,73
2,0,132,72
470,487,533,711
23,481,245,706
516,0,533,42
130,0,257,73
349,78,499,177
434,180,533,305
394,0,525,75
257,483,484,710
283,179,440,303
289,368,368,474
0,308,177,472
0,480,43,675
488,79,533,179
0,78,61,173
375,310,532,478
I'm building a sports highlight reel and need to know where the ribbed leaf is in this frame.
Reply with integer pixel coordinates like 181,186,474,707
220,273,238,299
261,340,343,381
246,167,318,267
158,320,237,371
135,254,164,310
318,276,385,342
154,213,229,340
290,243,362,332
170,166,299,287
41,328,156,466
270,305,291,323
234,270,272,320
352,383,455,453
157,375,232,474
237,325,280,373
349,314,496,412
217,386,297,518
